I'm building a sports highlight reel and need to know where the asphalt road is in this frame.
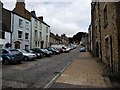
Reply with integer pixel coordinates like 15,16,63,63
2,45,80,88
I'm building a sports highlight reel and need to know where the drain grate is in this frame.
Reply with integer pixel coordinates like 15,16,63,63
54,71,60,74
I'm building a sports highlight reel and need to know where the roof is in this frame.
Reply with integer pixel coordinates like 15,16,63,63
31,14,50,27
2,8,11,32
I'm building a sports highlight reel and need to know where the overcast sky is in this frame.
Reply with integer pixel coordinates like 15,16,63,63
1,0,91,37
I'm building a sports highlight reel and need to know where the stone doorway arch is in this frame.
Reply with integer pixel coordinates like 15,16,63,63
14,41,21,49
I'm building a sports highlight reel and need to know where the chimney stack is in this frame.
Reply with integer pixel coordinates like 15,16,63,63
38,16,43,21
15,0,25,8
31,10,36,17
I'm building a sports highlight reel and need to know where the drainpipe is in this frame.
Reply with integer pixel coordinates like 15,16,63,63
98,2,102,61
11,12,14,49
110,35,113,73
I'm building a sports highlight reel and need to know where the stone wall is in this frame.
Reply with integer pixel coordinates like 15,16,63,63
91,2,120,75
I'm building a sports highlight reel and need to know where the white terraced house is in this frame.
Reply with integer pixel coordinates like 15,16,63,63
31,11,50,49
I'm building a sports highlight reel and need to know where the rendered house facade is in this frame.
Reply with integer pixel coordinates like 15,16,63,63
31,11,50,49
12,1,31,49
11,13,31,49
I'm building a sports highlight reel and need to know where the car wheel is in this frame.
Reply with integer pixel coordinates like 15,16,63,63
24,56,28,61
3,58,9,65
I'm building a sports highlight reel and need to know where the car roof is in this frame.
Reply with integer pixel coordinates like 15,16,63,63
2,48,18,51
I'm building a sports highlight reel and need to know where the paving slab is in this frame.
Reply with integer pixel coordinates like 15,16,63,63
50,52,112,88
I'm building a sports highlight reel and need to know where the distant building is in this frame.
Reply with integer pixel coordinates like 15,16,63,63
50,32,56,46
50,32,70,46
61,34,69,45
55,34,62,44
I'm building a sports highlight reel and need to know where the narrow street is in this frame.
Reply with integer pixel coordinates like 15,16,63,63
2,45,80,88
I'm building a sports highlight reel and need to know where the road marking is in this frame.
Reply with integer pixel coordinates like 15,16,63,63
44,61,72,88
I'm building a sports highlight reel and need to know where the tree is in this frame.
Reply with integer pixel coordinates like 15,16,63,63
73,32,86,44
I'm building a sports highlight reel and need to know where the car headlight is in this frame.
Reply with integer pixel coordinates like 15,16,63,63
37,53,40,56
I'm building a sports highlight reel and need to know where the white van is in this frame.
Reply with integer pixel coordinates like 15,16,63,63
51,44,70,53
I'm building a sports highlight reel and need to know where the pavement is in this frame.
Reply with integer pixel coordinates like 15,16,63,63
48,52,113,88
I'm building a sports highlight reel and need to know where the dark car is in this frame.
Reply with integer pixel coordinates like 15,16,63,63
31,48,45,57
40,49,52,57
2,49,24,64
47,47,60,55
31,48,52,57
25,49,43,59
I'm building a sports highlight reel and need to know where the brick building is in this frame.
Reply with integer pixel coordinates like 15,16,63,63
91,2,120,76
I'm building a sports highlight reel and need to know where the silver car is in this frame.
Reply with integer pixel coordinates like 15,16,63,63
18,49,37,61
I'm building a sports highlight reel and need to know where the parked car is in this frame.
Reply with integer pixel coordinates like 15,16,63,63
0,57,2,61
47,47,60,55
2,49,24,64
80,47,86,52
25,49,43,59
31,48,45,57
51,45,66,53
31,48,52,57
62,46,71,53
17,49,36,61
41,49,52,57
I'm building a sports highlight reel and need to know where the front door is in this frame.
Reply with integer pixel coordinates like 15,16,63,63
14,41,20,49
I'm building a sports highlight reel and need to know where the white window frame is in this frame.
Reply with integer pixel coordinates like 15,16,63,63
25,32,29,40
19,19,23,28
18,30,23,39
39,21,42,30
25,22,29,30
35,19,38,28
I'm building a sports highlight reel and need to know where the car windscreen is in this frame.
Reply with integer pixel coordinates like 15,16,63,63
40,49,46,52
9,50,21,54
21,50,28,53
26,49,34,53
44,49,48,51
29,50,34,53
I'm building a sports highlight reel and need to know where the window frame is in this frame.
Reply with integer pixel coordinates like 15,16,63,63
39,21,42,30
19,19,23,28
18,31,23,39
25,32,29,40
35,19,38,28
25,21,29,30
